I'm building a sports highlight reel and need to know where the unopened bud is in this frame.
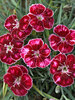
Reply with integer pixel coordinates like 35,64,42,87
55,85,61,93
13,9,16,15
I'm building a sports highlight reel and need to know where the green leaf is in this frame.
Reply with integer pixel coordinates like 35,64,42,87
68,18,75,28
33,84,59,100
25,0,28,14
57,5,62,24
11,0,17,7
63,88,75,100
3,82,8,98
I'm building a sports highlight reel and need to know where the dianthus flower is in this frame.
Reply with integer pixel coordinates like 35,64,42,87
4,15,32,40
50,53,75,87
0,34,23,65
4,65,33,96
21,38,51,68
28,4,54,32
49,25,75,53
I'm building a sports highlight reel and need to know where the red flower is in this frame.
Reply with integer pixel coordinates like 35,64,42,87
4,15,32,40
28,4,54,32
50,54,75,87
4,65,33,96
49,25,74,53
21,38,51,68
0,34,23,65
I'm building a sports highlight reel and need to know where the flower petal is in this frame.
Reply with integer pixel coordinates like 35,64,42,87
17,30,27,40
4,15,18,31
24,55,37,68
0,34,12,45
50,60,60,74
21,44,32,58
0,44,5,53
11,48,21,60
53,73,74,87
29,4,46,15
30,18,44,32
19,15,29,30
11,84,28,96
11,29,20,40
37,56,51,68
72,64,75,78
7,66,22,77
54,53,66,64
0,52,15,65
12,39,23,48
49,34,61,51
12,25,32,41
28,13,36,20
17,65,28,74
43,17,54,29
42,8,54,17
23,25,32,37
66,54,75,67
68,64,75,78
58,41,74,53
54,25,69,37
39,43,51,57
66,30,75,45
28,38,43,51
70,29,75,33
21,73,32,90
17,25,32,40
4,73,15,87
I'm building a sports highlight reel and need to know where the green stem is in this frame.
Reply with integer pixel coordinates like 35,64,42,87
61,87,70,100
33,84,59,100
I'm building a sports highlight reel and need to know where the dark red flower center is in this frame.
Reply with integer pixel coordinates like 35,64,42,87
14,76,21,86
4,42,14,53
62,66,68,72
58,65,69,73
13,19,19,29
37,15,44,21
62,38,65,41
34,50,39,57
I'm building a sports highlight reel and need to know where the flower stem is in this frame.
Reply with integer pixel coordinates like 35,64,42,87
33,84,59,100
61,87,70,100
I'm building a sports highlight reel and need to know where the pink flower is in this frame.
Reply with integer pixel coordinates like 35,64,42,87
28,4,54,32
4,15,32,40
0,34,23,65
49,25,74,53
50,53,75,87
4,65,33,96
21,38,51,68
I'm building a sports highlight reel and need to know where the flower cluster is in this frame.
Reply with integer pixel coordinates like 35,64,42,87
48,25,75,86
2,4,54,96
0,3,75,97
